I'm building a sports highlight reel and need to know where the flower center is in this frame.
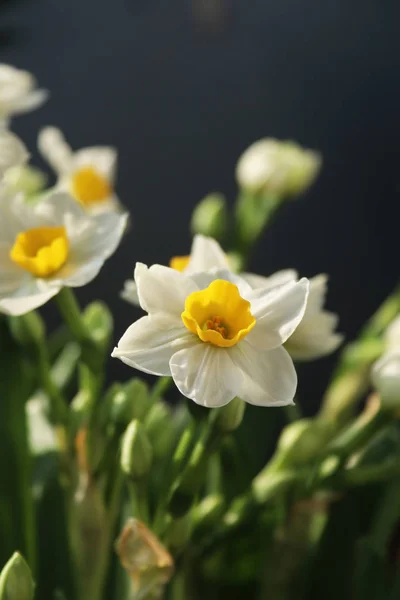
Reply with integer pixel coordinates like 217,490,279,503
10,226,69,277
71,166,112,206
181,279,256,348
169,255,190,272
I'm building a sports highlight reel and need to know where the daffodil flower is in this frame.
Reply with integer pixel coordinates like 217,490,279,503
113,264,309,408
38,126,120,214
122,235,342,361
0,64,48,125
0,191,127,315
0,130,29,178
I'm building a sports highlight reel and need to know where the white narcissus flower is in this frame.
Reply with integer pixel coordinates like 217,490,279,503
113,264,309,408
0,64,48,125
121,234,342,361
0,191,128,315
0,130,29,178
372,351,400,408
236,138,321,198
121,234,230,306
38,126,120,215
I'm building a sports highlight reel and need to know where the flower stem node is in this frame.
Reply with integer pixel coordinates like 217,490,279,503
190,192,227,241
192,494,225,531
121,420,153,480
0,553,35,600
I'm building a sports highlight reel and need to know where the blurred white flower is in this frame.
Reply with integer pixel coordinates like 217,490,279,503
38,126,121,214
0,191,127,315
0,130,29,178
236,138,321,197
0,64,48,125
113,263,309,408
121,234,230,306
372,351,400,408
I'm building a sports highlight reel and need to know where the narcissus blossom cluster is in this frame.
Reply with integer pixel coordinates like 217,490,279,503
0,63,398,600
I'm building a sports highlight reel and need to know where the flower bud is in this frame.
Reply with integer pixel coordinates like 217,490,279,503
121,420,153,479
124,378,152,421
276,419,333,467
191,193,227,240
144,402,173,459
216,397,246,433
236,138,321,198
372,351,400,409
0,553,35,600
83,301,113,350
4,165,47,197
192,494,225,531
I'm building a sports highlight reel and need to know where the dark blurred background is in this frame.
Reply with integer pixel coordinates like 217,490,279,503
1,0,399,413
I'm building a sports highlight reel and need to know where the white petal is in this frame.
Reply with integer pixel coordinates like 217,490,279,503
285,311,343,360
230,342,297,406
0,276,60,316
306,274,328,313
68,211,128,261
242,269,298,291
33,190,86,225
11,89,48,115
112,314,197,376
0,242,25,295
0,130,28,177
170,344,242,407
135,263,197,318
189,267,253,298
185,234,230,274
120,279,139,306
49,211,128,288
74,147,117,182
246,278,309,350
38,127,74,174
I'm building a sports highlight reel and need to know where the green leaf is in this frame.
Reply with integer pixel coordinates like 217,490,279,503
0,317,36,569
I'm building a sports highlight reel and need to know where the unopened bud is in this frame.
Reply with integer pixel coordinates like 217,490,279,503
191,193,227,240
124,378,152,421
0,553,35,600
236,138,321,198
121,420,153,479
216,397,246,433
4,165,47,197
276,418,333,467
83,301,113,350
372,351,400,409
144,402,173,458
192,494,225,531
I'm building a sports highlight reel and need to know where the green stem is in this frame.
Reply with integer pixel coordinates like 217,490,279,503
55,288,91,345
37,341,69,427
